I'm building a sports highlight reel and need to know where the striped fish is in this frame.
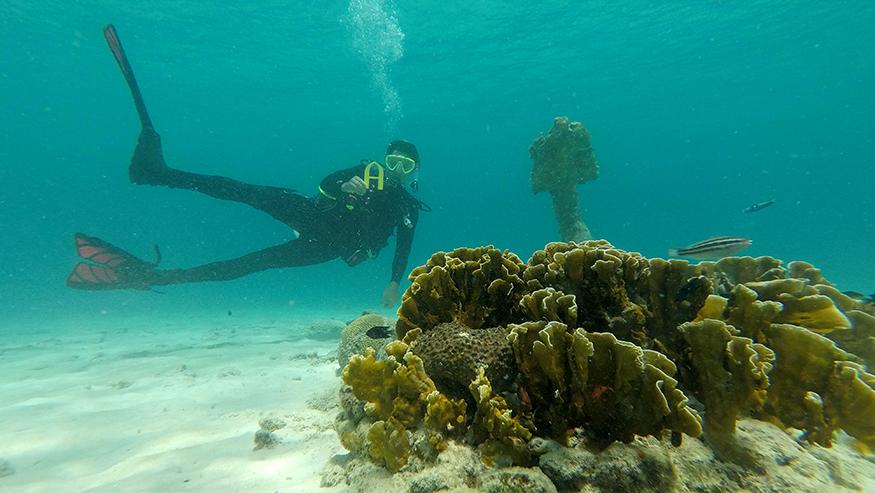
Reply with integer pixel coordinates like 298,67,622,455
668,236,752,260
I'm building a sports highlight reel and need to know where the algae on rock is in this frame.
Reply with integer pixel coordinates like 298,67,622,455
529,116,598,242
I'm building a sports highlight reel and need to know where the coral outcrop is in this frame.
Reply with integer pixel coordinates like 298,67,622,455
529,116,598,242
334,240,875,484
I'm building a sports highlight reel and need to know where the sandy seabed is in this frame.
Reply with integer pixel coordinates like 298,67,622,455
3,313,875,493
0,314,347,493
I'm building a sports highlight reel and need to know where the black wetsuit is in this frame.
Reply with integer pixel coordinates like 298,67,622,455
145,162,421,286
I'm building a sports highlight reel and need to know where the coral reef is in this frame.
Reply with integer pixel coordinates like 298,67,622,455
679,319,774,466
333,240,875,490
367,417,411,472
828,308,875,368
521,240,650,342
529,116,598,242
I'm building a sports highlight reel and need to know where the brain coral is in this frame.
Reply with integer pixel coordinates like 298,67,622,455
412,321,517,400
338,313,396,368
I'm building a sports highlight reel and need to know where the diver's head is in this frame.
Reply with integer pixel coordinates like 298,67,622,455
385,139,420,191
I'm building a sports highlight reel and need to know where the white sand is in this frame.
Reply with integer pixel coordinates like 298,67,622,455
0,315,348,493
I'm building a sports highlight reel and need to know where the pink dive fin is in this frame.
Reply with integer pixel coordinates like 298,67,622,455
66,233,152,290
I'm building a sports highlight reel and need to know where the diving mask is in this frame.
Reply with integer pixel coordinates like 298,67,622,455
385,154,417,174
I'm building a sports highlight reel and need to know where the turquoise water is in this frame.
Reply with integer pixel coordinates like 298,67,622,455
1,1,873,327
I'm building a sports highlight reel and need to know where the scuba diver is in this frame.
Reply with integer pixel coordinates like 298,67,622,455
66,25,427,307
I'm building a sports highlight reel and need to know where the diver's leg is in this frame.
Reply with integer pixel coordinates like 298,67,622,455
129,128,171,184
129,129,313,227
149,238,337,286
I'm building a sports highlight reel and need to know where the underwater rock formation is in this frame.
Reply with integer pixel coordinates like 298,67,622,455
334,240,875,489
529,116,598,242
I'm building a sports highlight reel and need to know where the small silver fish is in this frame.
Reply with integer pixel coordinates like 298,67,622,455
843,291,866,300
742,199,776,213
668,236,752,260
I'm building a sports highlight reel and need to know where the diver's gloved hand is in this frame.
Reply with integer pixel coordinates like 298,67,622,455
341,176,367,195
129,127,170,185
381,281,400,307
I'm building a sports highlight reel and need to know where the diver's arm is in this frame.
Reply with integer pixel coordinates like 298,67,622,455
319,165,365,200
390,206,419,283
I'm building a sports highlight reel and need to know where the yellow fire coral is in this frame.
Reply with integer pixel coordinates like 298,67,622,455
340,340,437,470
763,323,875,448
424,390,467,447
519,287,577,327
746,278,850,334
508,320,702,445
469,367,533,466
695,256,785,292
396,246,527,339
724,284,782,341
522,241,649,342
680,319,774,466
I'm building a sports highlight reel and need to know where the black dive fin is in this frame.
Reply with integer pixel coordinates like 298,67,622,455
103,24,153,130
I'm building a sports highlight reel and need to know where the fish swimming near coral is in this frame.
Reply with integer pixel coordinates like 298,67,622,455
366,325,391,339
842,291,875,304
668,236,752,260
742,199,776,213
